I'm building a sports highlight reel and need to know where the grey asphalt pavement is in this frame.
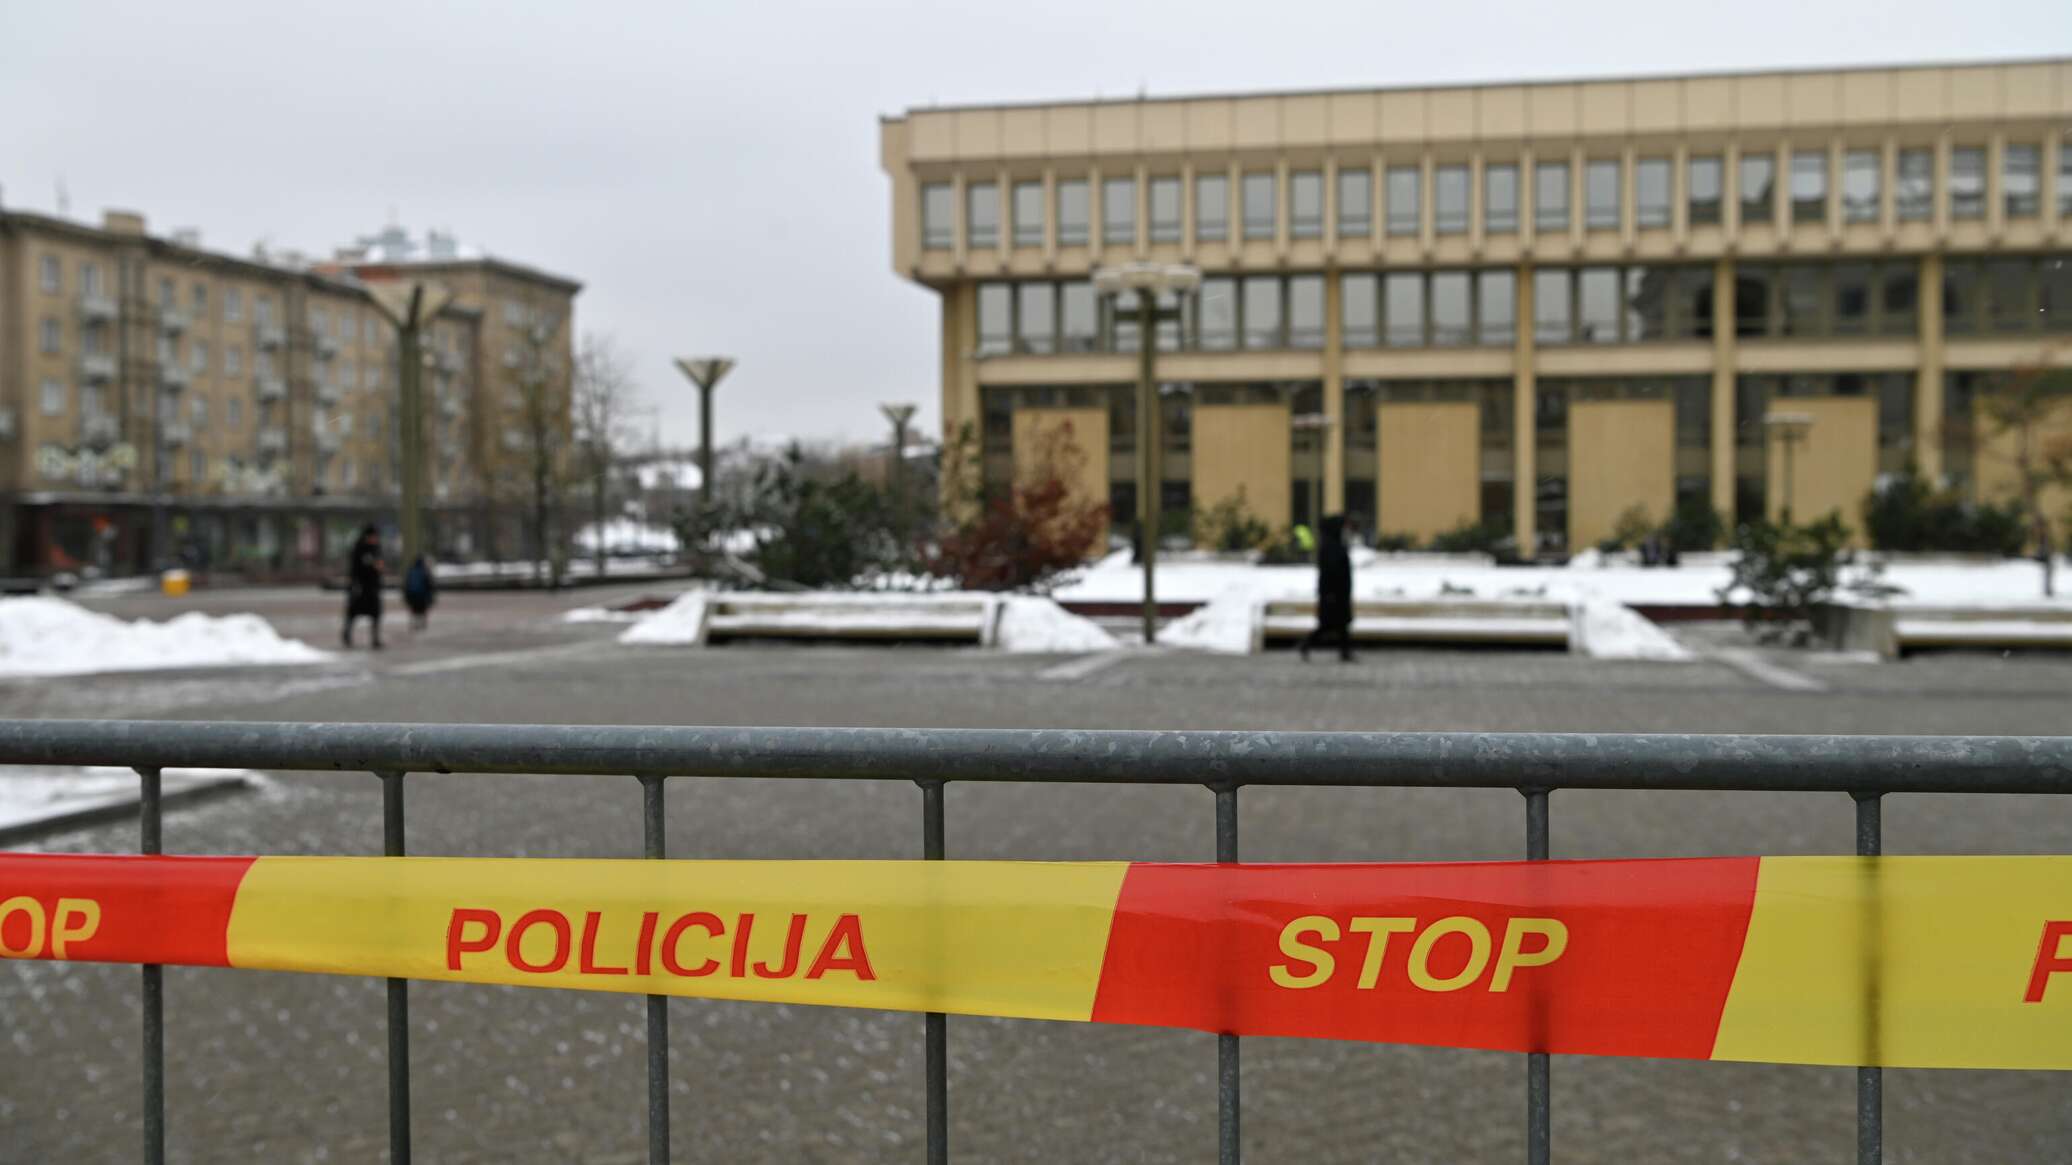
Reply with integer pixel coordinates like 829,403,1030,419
2,586,2069,1163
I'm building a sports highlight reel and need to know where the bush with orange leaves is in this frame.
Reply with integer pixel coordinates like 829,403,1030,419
925,419,1110,592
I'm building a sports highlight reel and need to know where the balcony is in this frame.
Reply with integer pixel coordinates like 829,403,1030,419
313,428,342,454
256,324,286,350
314,381,344,406
159,364,191,391
78,293,119,323
255,375,287,403
313,334,339,360
159,309,188,335
161,420,192,447
257,427,287,457
440,395,463,419
79,352,118,383
82,414,121,448
437,349,463,374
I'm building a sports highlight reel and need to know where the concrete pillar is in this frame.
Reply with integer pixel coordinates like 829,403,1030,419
939,283,980,514
1917,252,1946,482
1711,258,1738,521
1323,270,1346,513
1514,262,1537,555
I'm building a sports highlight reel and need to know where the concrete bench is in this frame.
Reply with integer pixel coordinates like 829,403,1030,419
1815,602,2072,658
693,594,1003,647
1255,599,1572,653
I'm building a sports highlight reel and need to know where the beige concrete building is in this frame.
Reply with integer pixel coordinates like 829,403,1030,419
881,58,2072,556
0,209,578,577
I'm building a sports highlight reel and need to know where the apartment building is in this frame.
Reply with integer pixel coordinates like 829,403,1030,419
880,58,2072,555
0,209,579,578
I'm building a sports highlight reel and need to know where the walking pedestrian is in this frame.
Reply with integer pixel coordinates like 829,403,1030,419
342,525,384,649
402,554,436,631
1299,514,1356,663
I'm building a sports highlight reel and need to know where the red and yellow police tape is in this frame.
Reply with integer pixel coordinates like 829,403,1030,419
2,854,2067,1070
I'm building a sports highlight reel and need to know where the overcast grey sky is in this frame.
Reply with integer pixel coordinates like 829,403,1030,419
3,1,2065,449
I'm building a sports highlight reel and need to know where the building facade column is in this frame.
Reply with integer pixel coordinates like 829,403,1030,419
1916,252,1946,483
1711,257,1737,521
1513,262,1537,555
939,283,980,515
1323,269,1345,513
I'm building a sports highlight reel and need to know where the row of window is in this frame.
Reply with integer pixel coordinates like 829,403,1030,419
974,256,2067,354
38,379,253,429
925,144,2071,251
30,256,438,343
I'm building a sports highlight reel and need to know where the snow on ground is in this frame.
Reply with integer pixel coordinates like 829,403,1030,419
995,597,1117,653
1054,549,2072,610
560,606,650,624
0,767,259,841
619,594,708,645
1158,593,1257,654
1569,597,1695,661
0,598,329,678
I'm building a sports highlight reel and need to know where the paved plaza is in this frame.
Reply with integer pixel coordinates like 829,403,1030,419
2,585,2069,1162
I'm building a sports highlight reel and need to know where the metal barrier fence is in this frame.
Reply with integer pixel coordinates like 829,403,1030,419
2,720,2069,1165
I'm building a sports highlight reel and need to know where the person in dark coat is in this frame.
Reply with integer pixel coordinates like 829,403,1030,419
1300,514,1356,663
343,525,385,649
402,555,436,631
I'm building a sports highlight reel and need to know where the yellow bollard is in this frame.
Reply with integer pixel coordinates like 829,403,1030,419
160,569,191,597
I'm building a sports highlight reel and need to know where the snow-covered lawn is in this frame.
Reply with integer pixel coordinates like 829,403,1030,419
0,597,328,678
0,767,259,841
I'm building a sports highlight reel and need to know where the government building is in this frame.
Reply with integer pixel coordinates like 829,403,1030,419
0,210,579,579
879,58,2071,556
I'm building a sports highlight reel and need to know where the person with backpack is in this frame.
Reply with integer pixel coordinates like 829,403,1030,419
403,554,436,631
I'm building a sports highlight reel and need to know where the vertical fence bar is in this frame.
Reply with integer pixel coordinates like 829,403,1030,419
919,780,948,1165
1523,788,1550,1165
378,772,411,1165
135,766,164,1165
1854,792,1883,1165
640,775,671,1165
1213,784,1239,1165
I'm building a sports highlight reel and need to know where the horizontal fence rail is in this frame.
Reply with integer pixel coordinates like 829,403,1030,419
2,719,2069,1165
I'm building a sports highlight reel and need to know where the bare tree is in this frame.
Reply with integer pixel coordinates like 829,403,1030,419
572,334,638,579
508,306,570,586
1976,348,2072,597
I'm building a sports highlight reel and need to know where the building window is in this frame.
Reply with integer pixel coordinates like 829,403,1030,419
1337,168,1371,237
255,297,274,327
976,284,1011,355
80,263,101,296
192,451,207,482
1102,177,1136,245
226,346,243,377
1012,181,1043,247
192,284,208,317
1383,273,1424,347
339,311,354,339
1148,177,1181,243
1484,164,1519,233
1278,171,1318,240
40,379,64,415
966,182,999,249
2003,144,2041,219
1196,174,1229,242
1535,162,1570,232
1832,263,1873,336
158,277,175,308
1688,156,1723,225
39,255,60,294
1778,266,1825,336
1433,165,1469,235
39,317,60,354
1430,272,1472,344
1790,151,1828,224
1985,258,2035,333
80,324,102,354
1739,154,1776,225
1385,166,1420,235
192,341,209,373
228,397,242,427
1340,274,1378,347
2061,149,2072,217
1896,149,1933,221
1015,284,1054,354
192,396,208,428
1584,160,1620,230
1534,269,1571,343
225,288,243,322
920,183,953,249
365,364,380,389
1842,150,1880,223
1480,270,1516,345
1634,158,1670,228
1241,276,1282,347
1197,277,1237,349
1241,172,1275,240
1056,180,1090,246
1288,276,1324,348
1949,147,1986,220
1576,268,1623,343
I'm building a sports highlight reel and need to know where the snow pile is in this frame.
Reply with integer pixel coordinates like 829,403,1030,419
994,597,1117,653
619,594,709,645
1158,591,1260,654
560,606,649,624
1569,597,1695,661
0,767,258,839
0,598,328,677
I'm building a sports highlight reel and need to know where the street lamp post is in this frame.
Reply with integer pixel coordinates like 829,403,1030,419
673,357,736,513
1093,262,1200,645
881,403,917,527
366,281,454,566
1764,411,1814,524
